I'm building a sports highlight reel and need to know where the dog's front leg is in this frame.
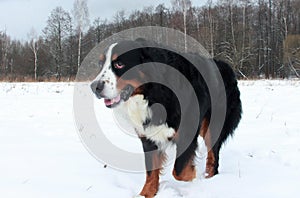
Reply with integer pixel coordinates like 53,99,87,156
138,137,163,198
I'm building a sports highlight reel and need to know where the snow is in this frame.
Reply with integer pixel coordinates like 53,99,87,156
0,80,300,198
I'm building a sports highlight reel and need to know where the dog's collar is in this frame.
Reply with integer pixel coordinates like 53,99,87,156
120,85,134,101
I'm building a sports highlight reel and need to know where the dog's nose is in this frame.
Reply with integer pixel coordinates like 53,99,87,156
90,81,105,93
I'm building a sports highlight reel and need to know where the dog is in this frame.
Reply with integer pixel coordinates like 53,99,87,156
90,38,242,198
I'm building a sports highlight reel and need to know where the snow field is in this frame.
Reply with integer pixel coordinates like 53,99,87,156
0,80,299,198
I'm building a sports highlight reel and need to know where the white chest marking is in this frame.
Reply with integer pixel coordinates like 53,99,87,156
121,95,175,149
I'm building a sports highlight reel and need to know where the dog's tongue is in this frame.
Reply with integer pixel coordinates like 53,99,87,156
104,94,121,106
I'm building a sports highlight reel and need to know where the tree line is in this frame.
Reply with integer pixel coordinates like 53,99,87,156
0,0,300,81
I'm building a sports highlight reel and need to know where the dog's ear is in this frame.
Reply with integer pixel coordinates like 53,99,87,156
134,39,152,63
139,47,153,63
135,38,168,78
135,38,147,44
140,46,169,64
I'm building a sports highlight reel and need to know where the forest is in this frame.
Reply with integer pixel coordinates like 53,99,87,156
0,0,299,81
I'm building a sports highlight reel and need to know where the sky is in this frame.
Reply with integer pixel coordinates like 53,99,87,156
0,0,206,41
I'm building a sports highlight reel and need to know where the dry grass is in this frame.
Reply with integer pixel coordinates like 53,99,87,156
0,75,76,82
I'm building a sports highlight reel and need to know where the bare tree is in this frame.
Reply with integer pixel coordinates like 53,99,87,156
155,4,169,27
44,7,72,80
207,0,215,56
72,0,90,70
114,10,126,31
2,0,300,81
0,30,10,76
143,6,155,25
28,28,39,80
172,0,192,52
93,18,109,44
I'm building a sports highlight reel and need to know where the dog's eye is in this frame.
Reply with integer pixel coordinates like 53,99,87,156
114,61,125,69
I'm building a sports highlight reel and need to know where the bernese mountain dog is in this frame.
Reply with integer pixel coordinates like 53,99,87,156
90,38,242,198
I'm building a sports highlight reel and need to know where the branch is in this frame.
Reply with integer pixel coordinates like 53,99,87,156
288,57,300,78
238,69,248,79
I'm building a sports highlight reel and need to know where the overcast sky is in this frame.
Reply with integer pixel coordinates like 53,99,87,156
0,0,204,41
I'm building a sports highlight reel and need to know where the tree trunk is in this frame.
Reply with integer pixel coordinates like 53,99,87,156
77,29,82,70
58,21,62,81
230,4,237,70
241,5,246,70
183,0,187,52
209,5,214,57
30,40,38,81
34,48,38,80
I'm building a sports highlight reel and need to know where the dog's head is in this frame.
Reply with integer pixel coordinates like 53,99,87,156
90,40,154,108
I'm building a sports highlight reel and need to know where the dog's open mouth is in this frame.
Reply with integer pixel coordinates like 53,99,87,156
104,95,121,107
104,85,134,108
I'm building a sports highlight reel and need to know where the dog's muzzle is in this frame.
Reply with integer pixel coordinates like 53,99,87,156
90,81,105,99
90,81,134,108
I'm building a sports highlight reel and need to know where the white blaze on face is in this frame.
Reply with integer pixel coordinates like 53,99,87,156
93,43,118,99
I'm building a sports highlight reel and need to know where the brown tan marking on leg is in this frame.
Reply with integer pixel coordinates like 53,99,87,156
140,169,160,198
172,131,196,181
199,118,216,178
139,153,165,198
205,149,216,178
172,156,196,181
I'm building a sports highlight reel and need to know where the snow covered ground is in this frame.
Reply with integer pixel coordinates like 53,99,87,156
0,80,299,198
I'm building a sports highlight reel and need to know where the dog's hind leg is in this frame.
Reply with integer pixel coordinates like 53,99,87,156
172,136,198,181
199,118,219,178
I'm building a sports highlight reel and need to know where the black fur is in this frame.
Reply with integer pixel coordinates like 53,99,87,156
140,137,159,176
111,39,242,176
